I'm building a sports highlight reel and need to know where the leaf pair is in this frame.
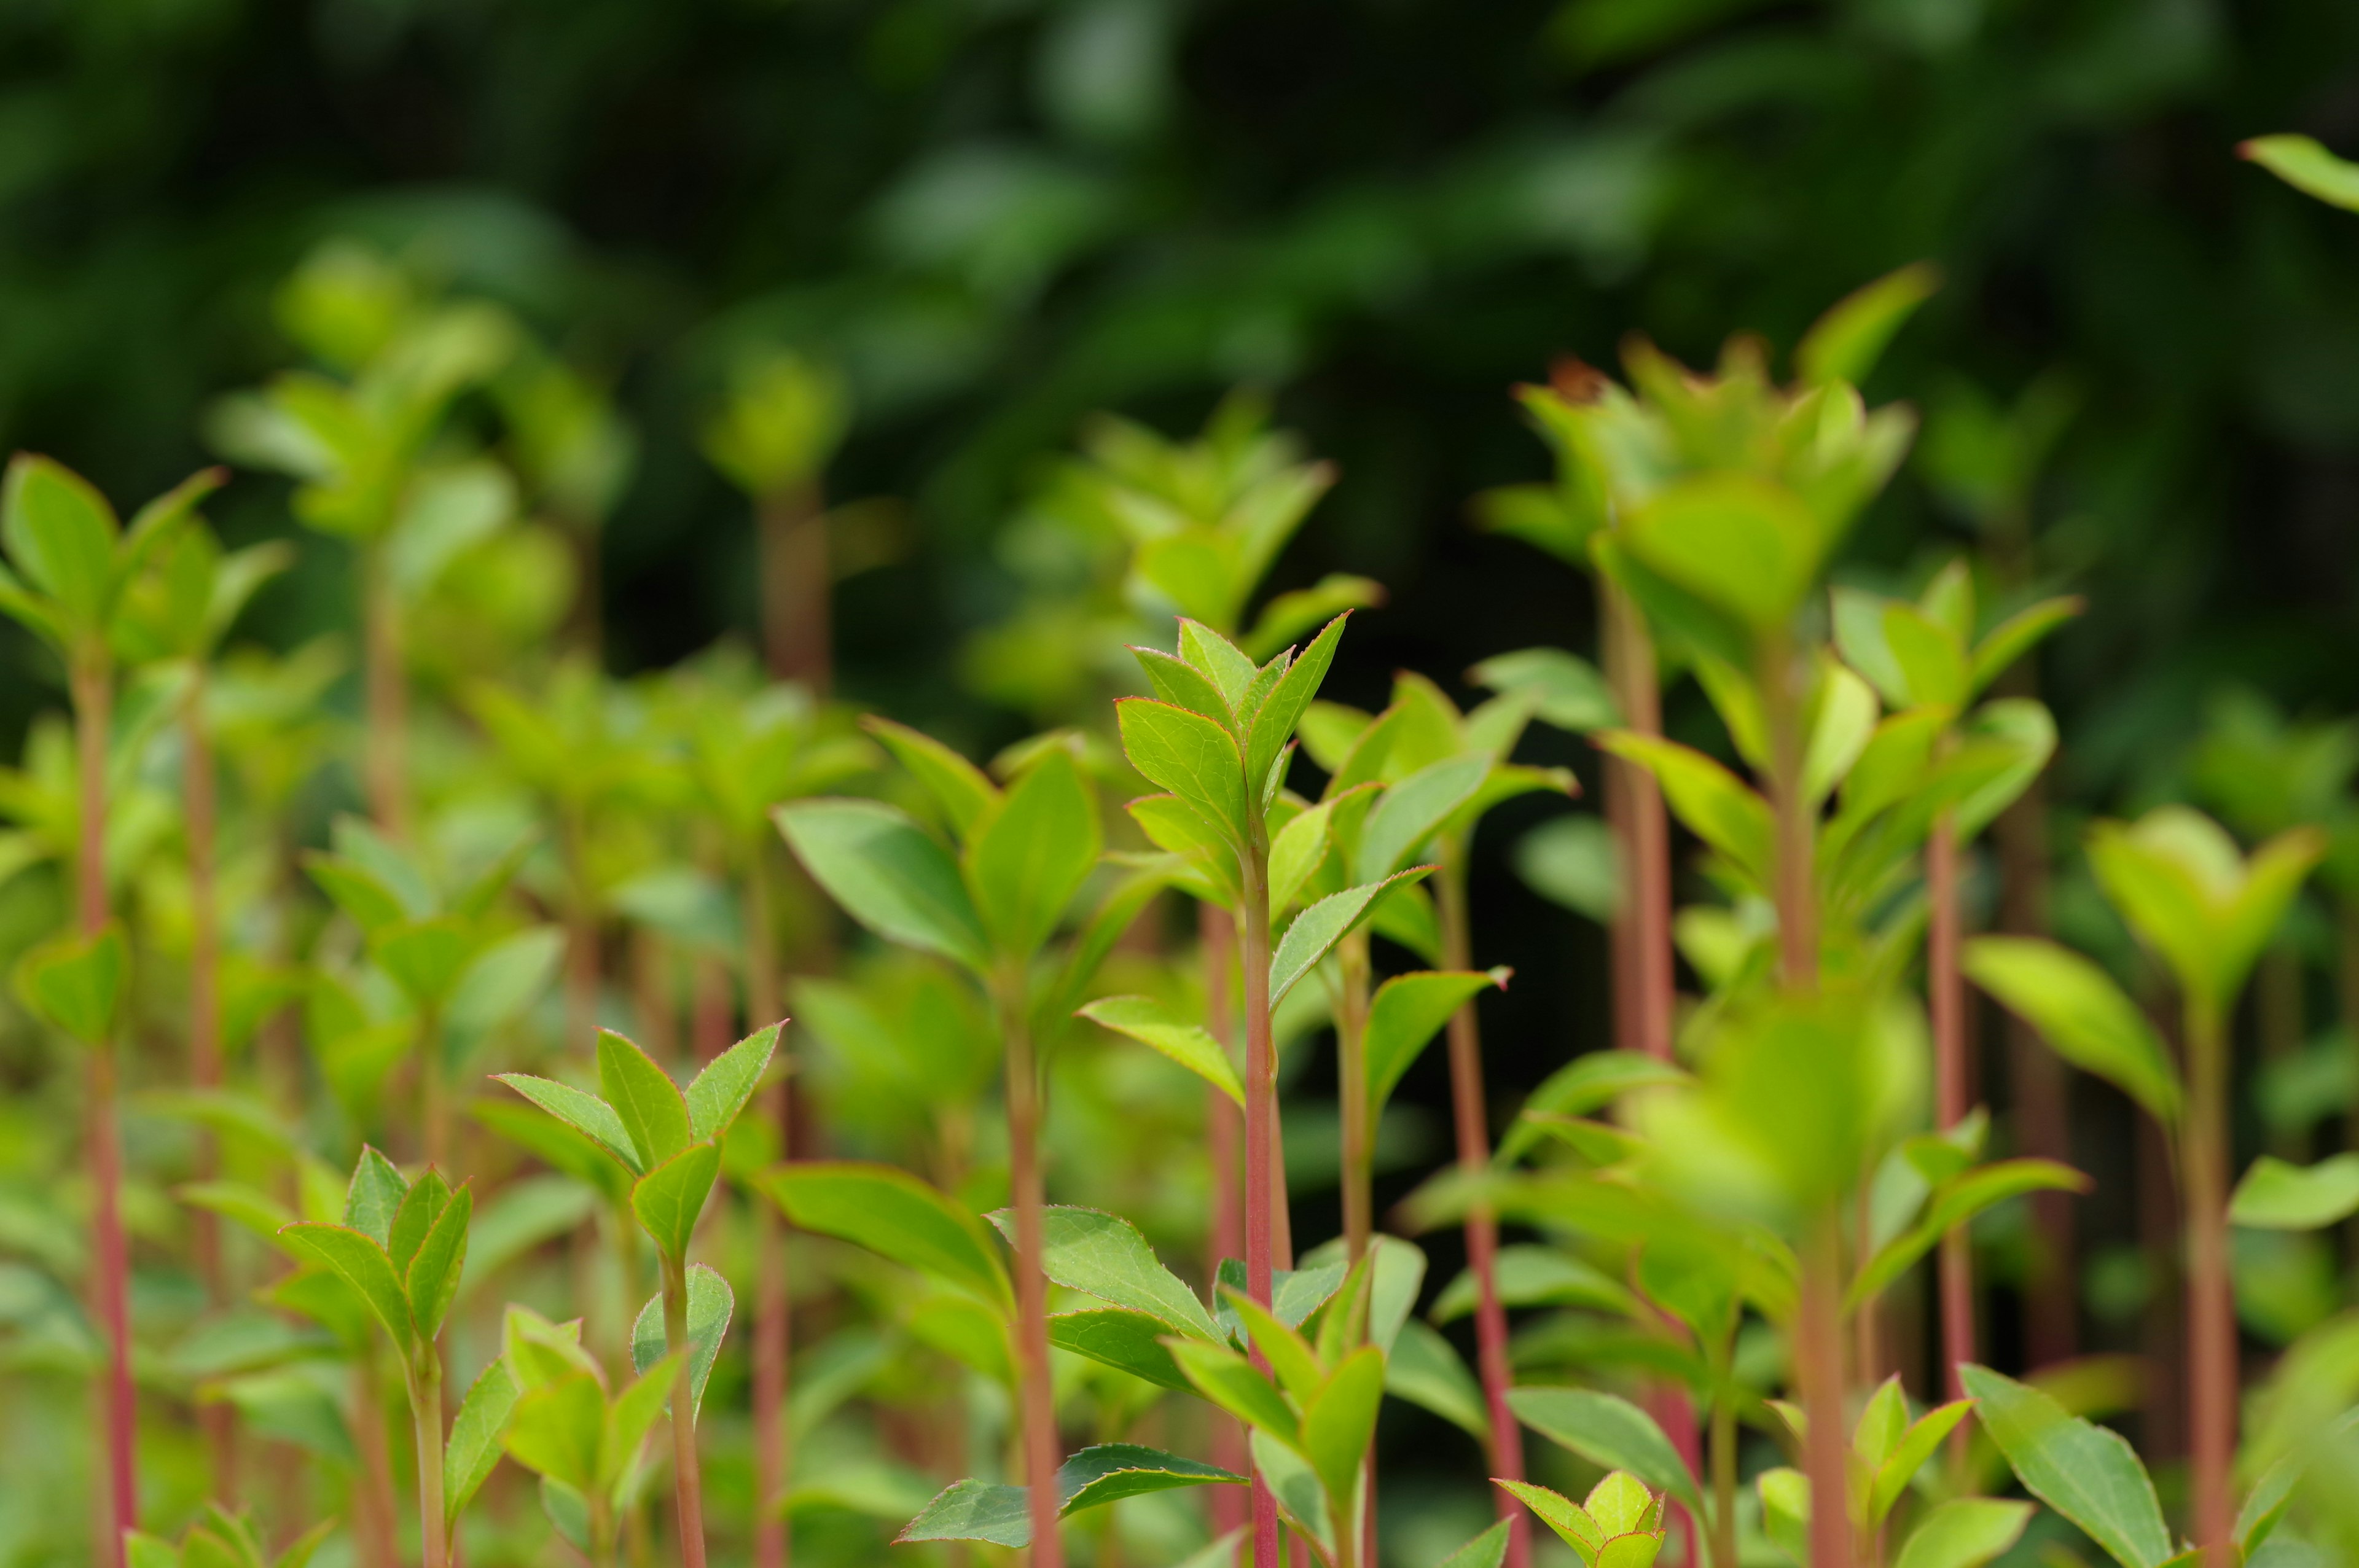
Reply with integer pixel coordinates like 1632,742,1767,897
279,1147,472,1361
15,922,128,1048
125,1504,333,1568
306,816,540,1011
1765,1375,1978,1532
1833,561,2079,717
1495,1471,1665,1568
495,1024,777,1261
491,1305,684,1553
0,455,221,665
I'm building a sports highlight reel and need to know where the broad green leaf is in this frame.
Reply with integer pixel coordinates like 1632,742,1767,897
2241,134,2359,213
1269,868,1431,1007
1364,968,1509,1115
1243,574,1383,662
125,1535,181,1568
404,1180,472,1338
387,1168,453,1274
992,1204,1222,1341
279,1223,415,1353
1245,612,1349,792
272,1519,337,1568
303,860,409,935
630,1141,721,1260
1594,732,1774,888
1356,754,1490,881
598,1029,693,1171
1267,792,1340,912
1433,1246,1641,1322
538,1476,593,1552
372,917,477,1005
896,1479,1029,1548
2,453,119,631
964,746,1100,959
1254,1430,1336,1556
1080,995,1242,1106
2087,809,2322,1020
631,1263,734,1422
490,1074,643,1174
1227,1288,1325,1403
445,925,563,1035
1503,1052,1691,1161
2231,1155,2359,1230
684,1022,779,1142
1302,1345,1386,1507
1385,1317,1489,1440
1057,1443,1246,1516
775,798,990,970
1959,1363,2172,1568
862,716,999,839
445,1357,520,1524
1892,1497,2032,1568
1048,1309,1193,1390
1869,1399,1974,1523
1178,620,1262,709
343,1145,410,1247
1469,647,1620,735
503,1373,603,1492
1802,663,1880,805
1970,596,2082,695
1497,1479,1606,1561
1116,697,1249,846
1508,1387,1702,1512
1168,1337,1301,1444
765,1161,1012,1314
1133,645,1236,723
1622,471,1826,632
16,925,128,1046
1796,261,1940,388
1758,1468,1811,1566
1438,1521,1514,1568
1849,1160,2087,1308
600,1352,679,1488
1962,937,2181,1128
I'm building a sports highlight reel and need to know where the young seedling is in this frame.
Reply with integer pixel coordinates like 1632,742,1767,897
0,451,221,1562
489,1304,682,1564
493,1021,779,1568
1966,806,2320,1560
778,737,1162,1566
1496,1470,1668,1568
279,1147,477,1568
1755,1376,2028,1568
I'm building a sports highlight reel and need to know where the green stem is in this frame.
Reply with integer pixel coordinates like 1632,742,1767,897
2183,1000,2233,1560
662,1251,710,1568
1238,825,1281,1568
994,966,1065,1568
407,1350,447,1568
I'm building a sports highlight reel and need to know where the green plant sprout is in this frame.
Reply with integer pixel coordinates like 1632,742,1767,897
125,1504,334,1568
1495,1470,1667,1568
493,1021,780,1568
487,1303,681,1563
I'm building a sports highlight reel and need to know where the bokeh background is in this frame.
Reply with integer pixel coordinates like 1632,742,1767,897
8,0,2359,1518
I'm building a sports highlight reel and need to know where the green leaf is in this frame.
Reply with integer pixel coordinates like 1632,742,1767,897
1269,868,1432,1007
1502,1052,1691,1161
1364,968,1509,1116
684,1022,780,1143
1437,1521,1514,1568
303,857,412,935
1245,612,1349,792
1796,261,1940,388
1508,1387,1702,1513
1849,1160,2088,1309
2,453,119,631
2087,809,2322,1021
2231,1154,2359,1230
630,1141,721,1260
1758,1468,1811,1566
775,798,990,970
1049,1309,1193,1391
1970,596,2082,695
1133,645,1236,724
1869,1399,1974,1523
600,1351,679,1488
1168,1336,1301,1445
1057,1443,1246,1516
1116,697,1250,846
404,1181,472,1338
387,1168,453,1275
896,1480,1029,1548
270,1520,336,1568
964,746,1101,960
1079,995,1242,1106
16,925,128,1046
1594,732,1774,889
343,1145,410,1247
1892,1497,2032,1568
1243,574,1383,662
1254,1432,1336,1557
503,1373,603,1492
278,1223,415,1354
491,1074,643,1174
990,1204,1222,1341
445,1357,521,1524
598,1028,693,1171
1497,1479,1606,1562
1179,620,1263,709
125,1534,181,1568
1621,472,1826,633
862,716,1000,839
1469,647,1620,734
2241,134,2359,213
1385,1317,1490,1440
765,1161,1012,1314
1962,937,2181,1128
1268,792,1345,911
1958,1363,2172,1568
1302,1344,1385,1508
1433,1246,1641,1323
1356,755,1491,881
372,917,478,1005
631,1263,734,1422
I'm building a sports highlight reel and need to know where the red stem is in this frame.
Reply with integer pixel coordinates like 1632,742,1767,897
1199,903,1248,1542
2183,1002,2234,1559
746,860,792,1568
664,1254,710,1568
1000,970,1065,1568
185,678,239,1500
1240,834,1280,1568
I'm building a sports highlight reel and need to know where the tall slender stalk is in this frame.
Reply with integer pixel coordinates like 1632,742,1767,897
72,658,136,1565
994,968,1065,1568
745,854,793,1568
184,666,238,1501
1708,1341,1738,1568
662,1253,711,1568
1602,581,1675,1059
405,1354,448,1568
2181,1001,2234,1560
1435,841,1528,1568
1928,812,1976,1469
1336,931,1374,1263
1238,829,1281,1568
1199,903,1247,1542
759,485,830,694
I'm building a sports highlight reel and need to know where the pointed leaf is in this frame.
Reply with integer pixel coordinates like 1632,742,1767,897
765,1161,1012,1314
491,1074,643,1174
2241,134,2359,213
630,1263,734,1422
1058,1442,1246,1516
1892,1499,2033,1568
630,1141,721,1260
1970,596,2082,695
1438,1521,1514,1568
1269,868,1432,1007
1356,755,1490,882
600,1351,680,1488
1870,1400,1974,1524
1133,646,1235,724
1049,1309,1193,1391
1246,612,1348,792
445,1356,521,1524
386,1168,452,1275
1302,1345,1386,1509
343,1146,410,1247
964,746,1100,960
502,1373,603,1492
1167,1336,1301,1444
991,1204,1221,1340
598,1028,692,1170
404,1181,472,1338
278,1223,415,1353
1963,937,2181,1128
896,1479,1030,1547
775,798,990,970
1595,731,1774,888
2231,1154,2359,1230
1796,262,1940,388
685,1022,780,1143
1496,1479,1606,1564
1080,996,1242,1106
1959,1363,2172,1568
1508,1387,1702,1513
1116,697,1249,846
862,716,1000,838
15,925,128,1046
1365,968,1509,1115
1385,1319,1488,1439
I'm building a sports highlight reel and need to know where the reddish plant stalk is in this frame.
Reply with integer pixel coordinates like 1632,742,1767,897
746,859,793,1568
663,1252,711,1568
184,673,239,1500
1928,813,1976,1472
1239,833,1281,1568
361,542,409,840
996,972,1065,1568
1602,582,1675,1058
1199,903,1248,1542
1996,755,2075,1367
759,485,831,695
72,659,136,1564
1336,932,1374,1263
2183,1002,2234,1561
1436,844,1528,1568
